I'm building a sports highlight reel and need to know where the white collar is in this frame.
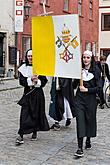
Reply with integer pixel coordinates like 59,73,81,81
82,69,94,81
18,64,33,77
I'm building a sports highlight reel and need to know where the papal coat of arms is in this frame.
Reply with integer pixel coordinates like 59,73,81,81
56,24,79,62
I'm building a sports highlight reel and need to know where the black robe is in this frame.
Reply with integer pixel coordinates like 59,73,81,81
17,73,50,135
73,65,102,138
96,61,110,105
49,77,75,122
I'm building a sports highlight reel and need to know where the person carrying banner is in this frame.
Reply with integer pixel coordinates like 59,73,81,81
49,77,75,130
73,50,102,157
15,49,50,145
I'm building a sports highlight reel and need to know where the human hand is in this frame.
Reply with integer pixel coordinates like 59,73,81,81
31,75,38,83
79,86,88,92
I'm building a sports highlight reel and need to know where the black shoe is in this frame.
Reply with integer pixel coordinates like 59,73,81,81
31,132,37,141
85,141,92,149
50,124,55,129
100,104,104,109
15,136,24,146
50,122,60,131
108,97,110,102
74,148,84,157
65,118,71,126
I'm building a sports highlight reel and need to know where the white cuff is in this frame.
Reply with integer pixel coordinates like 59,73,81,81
34,79,41,87
27,77,33,86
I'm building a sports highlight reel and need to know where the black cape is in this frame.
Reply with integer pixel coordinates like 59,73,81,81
73,65,102,138
49,77,76,122
17,73,50,135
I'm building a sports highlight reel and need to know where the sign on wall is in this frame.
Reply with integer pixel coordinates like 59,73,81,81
15,0,24,32
32,14,81,79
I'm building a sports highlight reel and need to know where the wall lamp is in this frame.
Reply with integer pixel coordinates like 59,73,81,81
24,0,34,20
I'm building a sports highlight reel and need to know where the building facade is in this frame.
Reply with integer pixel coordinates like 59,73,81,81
18,0,99,63
0,0,15,77
99,0,110,57
0,0,99,77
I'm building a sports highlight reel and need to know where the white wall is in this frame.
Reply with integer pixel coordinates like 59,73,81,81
0,0,15,75
99,0,110,6
99,0,110,52
0,0,15,46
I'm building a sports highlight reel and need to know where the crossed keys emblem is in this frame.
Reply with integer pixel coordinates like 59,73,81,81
55,24,79,63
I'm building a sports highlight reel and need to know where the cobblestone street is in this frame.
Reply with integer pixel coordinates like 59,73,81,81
0,79,110,165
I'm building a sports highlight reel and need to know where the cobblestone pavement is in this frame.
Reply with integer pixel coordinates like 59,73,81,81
0,79,110,165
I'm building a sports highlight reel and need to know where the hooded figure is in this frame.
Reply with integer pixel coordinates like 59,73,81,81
73,50,102,157
49,77,75,130
15,49,50,145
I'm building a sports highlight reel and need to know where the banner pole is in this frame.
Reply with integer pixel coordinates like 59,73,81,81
79,45,83,86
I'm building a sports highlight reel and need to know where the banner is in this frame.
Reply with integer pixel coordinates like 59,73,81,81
15,0,24,32
32,14,81,79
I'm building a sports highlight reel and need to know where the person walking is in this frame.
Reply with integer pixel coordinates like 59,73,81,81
15,49,50,145
96,55,110,109
49,77,75,130
73,50,102,157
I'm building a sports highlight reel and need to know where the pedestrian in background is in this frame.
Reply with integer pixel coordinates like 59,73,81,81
106,54,110,73
96,55,110,109
15,49,50,145
73,50,102,157
49,77,75,130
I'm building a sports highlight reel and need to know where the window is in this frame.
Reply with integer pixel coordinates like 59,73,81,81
9,46,17,65
40,0,48,4
78,0,82,16
92,42,97,56
89,0,93,19
64,0,69,12
85,42,92,51
22,37,32,60
102,14,110,31
100,49,110,58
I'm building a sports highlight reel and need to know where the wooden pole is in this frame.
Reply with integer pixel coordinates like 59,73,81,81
38,1,53,16
79,42,83,87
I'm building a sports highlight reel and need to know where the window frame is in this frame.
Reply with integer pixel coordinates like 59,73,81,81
40,0,48,5
101,13,110,31
63,0,69,12
78,0,82,16
22,36,32,60
85,42,92,51
100,49,110,58
89,0,93,19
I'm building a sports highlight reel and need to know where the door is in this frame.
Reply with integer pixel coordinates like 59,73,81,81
0,33,5,77
0,36,3,67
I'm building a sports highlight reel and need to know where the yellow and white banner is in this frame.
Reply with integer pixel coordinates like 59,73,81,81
32,14,81,79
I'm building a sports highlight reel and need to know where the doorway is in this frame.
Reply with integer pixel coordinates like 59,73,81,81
0,33,5,77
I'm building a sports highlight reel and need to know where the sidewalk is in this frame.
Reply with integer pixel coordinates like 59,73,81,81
0,77,52,91
0,78,21,91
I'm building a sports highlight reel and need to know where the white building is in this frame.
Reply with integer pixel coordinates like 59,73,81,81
99,0,110,57
0,0,16,77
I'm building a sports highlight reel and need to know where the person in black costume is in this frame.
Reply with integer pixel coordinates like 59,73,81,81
15,49,50,145
49,77,75,130
73,50,102,157
96,55,110,109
